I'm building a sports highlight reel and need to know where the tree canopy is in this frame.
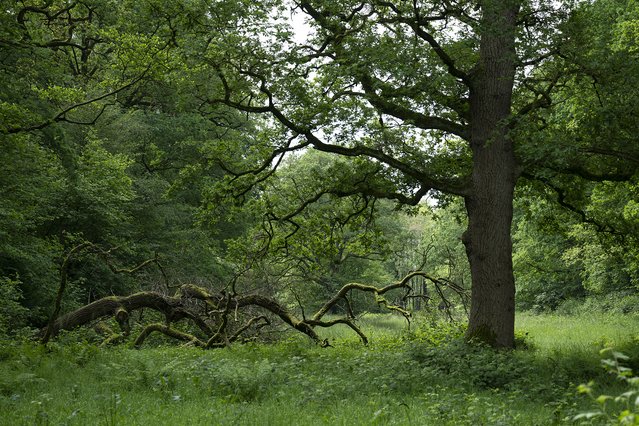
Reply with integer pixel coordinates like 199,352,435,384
1,0,637,348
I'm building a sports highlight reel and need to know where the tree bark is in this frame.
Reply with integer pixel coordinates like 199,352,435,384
463,1,520,348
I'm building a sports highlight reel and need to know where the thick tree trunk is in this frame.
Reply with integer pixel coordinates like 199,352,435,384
463,1,520,348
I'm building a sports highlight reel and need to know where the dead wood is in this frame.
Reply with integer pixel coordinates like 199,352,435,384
133,323,206,348
41,243,167,344
40,271,468,348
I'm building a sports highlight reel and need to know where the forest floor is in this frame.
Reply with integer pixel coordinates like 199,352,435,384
1,311,638,425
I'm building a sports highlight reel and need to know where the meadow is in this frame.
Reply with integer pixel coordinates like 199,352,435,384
1,311,638,425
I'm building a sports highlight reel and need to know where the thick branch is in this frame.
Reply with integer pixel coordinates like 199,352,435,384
358,74,469,139
41,272,468,348
312,270,427,322
219,91,469,196
42,292,180,338
580,147,639,165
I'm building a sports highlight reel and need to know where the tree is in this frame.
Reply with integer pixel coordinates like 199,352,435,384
512,178,639,312
513,0,639,309
0,0,242,327
188,0,639,347
4,0,636,348
512,191,585,311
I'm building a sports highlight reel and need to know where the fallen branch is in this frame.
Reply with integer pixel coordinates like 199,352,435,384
41,243,170,344
40,271,468,348
134,323,205,348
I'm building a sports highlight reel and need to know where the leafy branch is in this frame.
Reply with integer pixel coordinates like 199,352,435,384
4,70,150,135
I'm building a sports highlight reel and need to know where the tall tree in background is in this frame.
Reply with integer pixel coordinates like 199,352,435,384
202,0,638,347
0,0,246,324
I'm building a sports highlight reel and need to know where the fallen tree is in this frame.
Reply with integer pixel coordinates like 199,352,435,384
41,271,468,348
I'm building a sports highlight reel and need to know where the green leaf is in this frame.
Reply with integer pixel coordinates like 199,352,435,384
596,394,613,405
573,411,604,420
577,383,593,395
613,352,630,361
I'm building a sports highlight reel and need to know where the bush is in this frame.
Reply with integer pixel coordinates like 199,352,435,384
408,338,534,390
402,318,466,346
573,349,639,424
557,292,639,316
0,276,29,335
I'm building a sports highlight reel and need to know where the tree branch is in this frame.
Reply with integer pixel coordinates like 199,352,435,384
521,172,622,235
217,79,469,196
4,70,150,135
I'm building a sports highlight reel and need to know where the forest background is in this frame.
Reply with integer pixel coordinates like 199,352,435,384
1,0,639,423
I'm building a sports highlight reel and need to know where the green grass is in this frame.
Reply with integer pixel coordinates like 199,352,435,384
516,311,639,379
1,311,638,425
517,311,639,352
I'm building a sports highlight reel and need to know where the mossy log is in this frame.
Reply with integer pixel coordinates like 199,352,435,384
40,271,467,348
41,285,322,345
43,292,181,338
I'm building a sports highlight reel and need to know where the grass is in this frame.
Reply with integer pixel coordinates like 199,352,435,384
517,311,639,352
0,311,638,425
516,311,639,380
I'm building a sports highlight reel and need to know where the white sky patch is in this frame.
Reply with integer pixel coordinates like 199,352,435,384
290,7,312,44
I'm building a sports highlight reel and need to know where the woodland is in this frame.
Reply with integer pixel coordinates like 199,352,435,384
1,0,639,424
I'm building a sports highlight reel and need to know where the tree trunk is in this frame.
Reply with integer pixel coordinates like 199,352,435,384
463,1,520,348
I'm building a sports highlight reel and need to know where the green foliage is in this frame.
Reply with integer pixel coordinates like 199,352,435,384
575,349,639,424
0,135,67,323
1,312,637,425
402,319,466,347
408,339,535,390
513,180,639,312
513,193,585,311
557,292,639,316
0,0,637,358
509,0,639,312
69,136,135,242
0,277,29,335
0,0,253,326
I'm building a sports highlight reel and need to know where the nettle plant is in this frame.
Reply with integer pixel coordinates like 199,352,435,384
574,349,639,424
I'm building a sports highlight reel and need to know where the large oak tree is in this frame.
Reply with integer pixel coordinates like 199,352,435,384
198,0,638,347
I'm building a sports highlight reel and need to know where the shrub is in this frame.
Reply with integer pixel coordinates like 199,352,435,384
408,338,534,390
574,349,639,424
0,276,29,335
557,292,639,316
402,319,466,346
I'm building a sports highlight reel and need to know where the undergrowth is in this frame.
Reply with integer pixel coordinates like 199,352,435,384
0,312,637,425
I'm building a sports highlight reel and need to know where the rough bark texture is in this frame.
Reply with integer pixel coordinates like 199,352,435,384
40,287,316,346
463,1,520,348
